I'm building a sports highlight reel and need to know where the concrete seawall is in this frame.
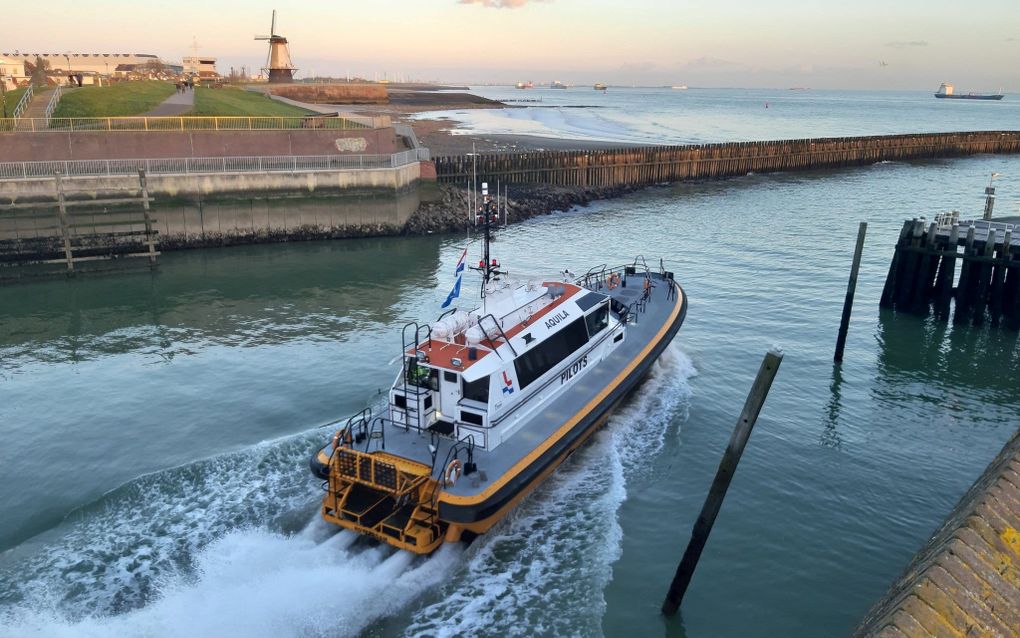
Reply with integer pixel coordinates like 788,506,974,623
0,129,401,162
0,164,424,254
855,428,1020,637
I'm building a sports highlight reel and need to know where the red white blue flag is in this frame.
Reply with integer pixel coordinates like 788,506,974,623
454,246,468,276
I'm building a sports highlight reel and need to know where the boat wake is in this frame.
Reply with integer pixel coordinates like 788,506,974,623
403,345,696,638
0,346,695,638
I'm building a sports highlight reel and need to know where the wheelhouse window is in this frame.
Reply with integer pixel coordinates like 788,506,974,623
463,375,490,403
406,358,439,391
585,303,610,337
514,317,590,388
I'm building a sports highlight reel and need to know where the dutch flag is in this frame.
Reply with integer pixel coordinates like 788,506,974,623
454,246,468,276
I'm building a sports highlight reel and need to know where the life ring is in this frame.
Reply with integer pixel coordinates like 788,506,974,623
332,428,353,449
607,273,621,290
445,459,463,486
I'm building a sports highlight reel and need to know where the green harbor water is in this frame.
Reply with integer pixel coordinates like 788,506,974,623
1,154,1019,637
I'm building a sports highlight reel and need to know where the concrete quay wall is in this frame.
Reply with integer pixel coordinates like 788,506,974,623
0,164,424,252
0,129,401,163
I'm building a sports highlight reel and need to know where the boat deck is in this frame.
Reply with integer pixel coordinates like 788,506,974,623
369,272,685,499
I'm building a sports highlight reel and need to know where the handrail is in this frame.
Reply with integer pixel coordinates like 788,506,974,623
0,114,387,132
0,151,425,180
12,84,34,119
43,85,62,125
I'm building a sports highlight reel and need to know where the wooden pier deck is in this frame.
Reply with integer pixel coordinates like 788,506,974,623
855,428,1020,637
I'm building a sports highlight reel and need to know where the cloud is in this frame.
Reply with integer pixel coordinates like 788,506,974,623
885,40,928,48
458,0,547,7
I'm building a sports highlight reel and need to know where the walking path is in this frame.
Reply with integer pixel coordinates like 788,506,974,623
142,89,194,116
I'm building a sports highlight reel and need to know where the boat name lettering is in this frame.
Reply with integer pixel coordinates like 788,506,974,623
560,355,589,384
544,310,569,329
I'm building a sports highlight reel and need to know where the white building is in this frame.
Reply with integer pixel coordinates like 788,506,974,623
0,52,175,76
182,56,218,79
0,57,26,90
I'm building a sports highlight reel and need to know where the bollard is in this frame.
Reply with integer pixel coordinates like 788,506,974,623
834,222,867,362
662,348,784,616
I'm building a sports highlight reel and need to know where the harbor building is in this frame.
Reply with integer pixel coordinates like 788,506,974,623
0,53,179,77
0,57,25,89
182,56,219,79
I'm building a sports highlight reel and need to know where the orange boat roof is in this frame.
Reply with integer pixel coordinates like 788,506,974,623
407,282,583,372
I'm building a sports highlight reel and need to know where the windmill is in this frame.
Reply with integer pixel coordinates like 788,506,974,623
255,10,297,83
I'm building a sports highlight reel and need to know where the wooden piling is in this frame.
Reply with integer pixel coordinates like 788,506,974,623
970,228,996,326
880,220,913,308
834,222,867,363
435,132,1020,188
661,348,784,616
53,171,75,274
931,224,960,319
138,169,157,268
953,226,977,325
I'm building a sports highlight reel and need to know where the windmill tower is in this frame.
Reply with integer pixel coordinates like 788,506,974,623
255,10,297,83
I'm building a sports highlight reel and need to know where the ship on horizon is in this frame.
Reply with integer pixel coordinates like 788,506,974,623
934,82,1004,101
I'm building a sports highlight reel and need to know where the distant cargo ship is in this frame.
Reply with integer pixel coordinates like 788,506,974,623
934,83,1003,101
594,83,607,91
515,81,534,89
550,80,567,89
671,85,688,90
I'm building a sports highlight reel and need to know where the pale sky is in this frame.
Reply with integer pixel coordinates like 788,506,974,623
2,0,1018,90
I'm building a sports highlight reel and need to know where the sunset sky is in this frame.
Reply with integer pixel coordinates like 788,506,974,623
2,0,1017,89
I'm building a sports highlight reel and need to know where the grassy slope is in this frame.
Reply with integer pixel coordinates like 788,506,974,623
52,81,177,117
3,88,28,116
189,87,313,117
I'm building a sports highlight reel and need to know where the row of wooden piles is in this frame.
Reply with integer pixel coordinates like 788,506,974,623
880,219,1020,330
433,131,1020,187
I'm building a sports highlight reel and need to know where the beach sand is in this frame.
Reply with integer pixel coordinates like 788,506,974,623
327,89,647,155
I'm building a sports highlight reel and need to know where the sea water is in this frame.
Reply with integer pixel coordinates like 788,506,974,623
2,91,1020,637
416,86,1020,144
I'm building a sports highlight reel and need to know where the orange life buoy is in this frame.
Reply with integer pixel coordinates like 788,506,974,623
445,459,463,486
608,273,621,290
333,428,353,449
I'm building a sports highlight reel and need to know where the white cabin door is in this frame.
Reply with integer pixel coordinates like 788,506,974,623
439,371,461,421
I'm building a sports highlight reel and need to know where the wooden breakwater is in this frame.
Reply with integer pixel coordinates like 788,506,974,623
854,427,1020,637
881,215,1020,330
433,131,1020,186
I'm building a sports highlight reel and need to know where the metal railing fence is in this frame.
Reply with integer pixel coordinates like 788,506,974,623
12,85,33,119
0,148,431,180
0,113,391,133
44,85,62,125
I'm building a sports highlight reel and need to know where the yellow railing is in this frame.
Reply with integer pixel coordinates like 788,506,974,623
0,114,391,133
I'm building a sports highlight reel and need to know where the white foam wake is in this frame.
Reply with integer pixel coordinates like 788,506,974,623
1,347,695,638
1,527,462,638
404,345,696,638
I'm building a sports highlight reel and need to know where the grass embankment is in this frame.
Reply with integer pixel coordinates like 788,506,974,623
51,81,176,118
3,87,28,116
190,87,313,117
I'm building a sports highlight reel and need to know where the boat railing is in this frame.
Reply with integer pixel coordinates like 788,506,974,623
422,432,477,527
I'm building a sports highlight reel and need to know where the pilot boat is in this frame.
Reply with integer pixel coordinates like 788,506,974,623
310,188,687,554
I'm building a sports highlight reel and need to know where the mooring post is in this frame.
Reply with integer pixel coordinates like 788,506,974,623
53,171,75,274
834,222,867,362
661,348,784,617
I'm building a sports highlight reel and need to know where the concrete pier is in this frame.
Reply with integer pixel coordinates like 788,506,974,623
855,428,1020,637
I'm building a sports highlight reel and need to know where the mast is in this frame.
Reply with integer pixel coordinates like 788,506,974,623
471,182,503,287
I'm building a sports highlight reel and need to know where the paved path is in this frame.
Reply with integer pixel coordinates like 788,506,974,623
142,89,194,116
